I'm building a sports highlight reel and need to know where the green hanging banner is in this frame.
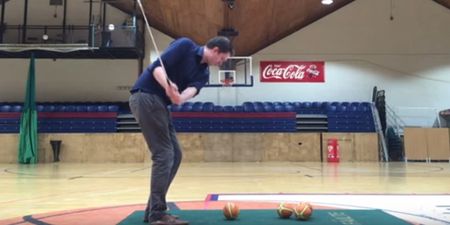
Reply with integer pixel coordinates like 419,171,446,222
18,54,38,164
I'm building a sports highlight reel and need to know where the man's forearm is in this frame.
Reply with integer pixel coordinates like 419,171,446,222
178,87,197,104
153,67,170,90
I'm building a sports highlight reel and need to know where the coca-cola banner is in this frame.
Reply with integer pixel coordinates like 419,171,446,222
260,61,325,82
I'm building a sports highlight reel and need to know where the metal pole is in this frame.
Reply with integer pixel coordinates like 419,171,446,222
1,0,6,43
102,2,106,30
62,0,67,43
101,2,108,47
88,0,93,46
133,0,137,47
22,0,28,43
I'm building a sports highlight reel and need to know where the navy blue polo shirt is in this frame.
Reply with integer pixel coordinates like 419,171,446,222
130,38,209,105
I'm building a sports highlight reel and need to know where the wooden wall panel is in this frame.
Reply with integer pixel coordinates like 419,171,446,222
202,133,233,162
36,134,147,163
425,128,450,160
404,128,428,160
354,133,379,162
288,133,321,162
261,133,290,161
0,132,377,163
0,134,18,163
85,134,118,163
46,134,85,163
178,133,205,162
232,133,263,162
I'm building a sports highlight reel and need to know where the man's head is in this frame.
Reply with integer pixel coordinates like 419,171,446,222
203,36,232,66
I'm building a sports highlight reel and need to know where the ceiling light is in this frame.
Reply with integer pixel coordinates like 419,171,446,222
108,24,115,31
321,0,333,5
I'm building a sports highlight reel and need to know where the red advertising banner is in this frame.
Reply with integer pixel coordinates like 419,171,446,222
260,61,325,82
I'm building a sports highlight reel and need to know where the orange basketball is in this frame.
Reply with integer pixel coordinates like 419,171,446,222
294,202,313,220
277,202,294,219
223,202,240,220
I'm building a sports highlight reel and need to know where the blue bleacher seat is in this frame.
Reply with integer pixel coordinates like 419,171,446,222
192,103,203,112
274,105,285,112
223,106,234,112
254,104,264,112
263,102,274,107
327,105,337,113
234,106,243,112
254,102,264,108
357,105,369,113
170,104,181,112
181,104,193,112
107,105,119,112
312,101,321,108
56,105,67,112
273,101,282,106
330,102,340,106
300,102,312,114
12,105,22,112
337,105,347,113
282,101,292,107
86,105,98,112
76,105,87,112
43,105,56,112
65,105,76,112
213,106,224,112
37,105,45,112
285,105,295,112
97,105,108,112
202,102,214,112
263,104,274,112
0,105,11,112
243,104,254,112
182,102,192,106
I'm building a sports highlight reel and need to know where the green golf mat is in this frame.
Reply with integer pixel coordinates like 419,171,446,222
118,209,411,225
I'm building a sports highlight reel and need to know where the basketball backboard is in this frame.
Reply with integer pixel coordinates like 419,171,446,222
205,56,254,87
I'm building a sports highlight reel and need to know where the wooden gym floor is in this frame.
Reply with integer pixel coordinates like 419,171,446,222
0,162,449,224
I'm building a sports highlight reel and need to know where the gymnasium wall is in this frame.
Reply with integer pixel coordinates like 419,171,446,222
0,0,449,116
0,133,379,163
0,59,138,102
196,0,450,111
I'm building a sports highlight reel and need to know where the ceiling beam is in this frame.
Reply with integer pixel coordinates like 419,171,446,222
433,0,450,10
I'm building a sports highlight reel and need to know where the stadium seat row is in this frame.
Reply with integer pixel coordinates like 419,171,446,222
173,117,296,132
168,101,372,114
0,104,119,112
0,103,119,133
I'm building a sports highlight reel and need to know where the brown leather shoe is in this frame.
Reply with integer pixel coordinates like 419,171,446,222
149,214,188,225
144,214,179,223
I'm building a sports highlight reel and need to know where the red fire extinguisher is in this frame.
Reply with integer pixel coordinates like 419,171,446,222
327,138,340,163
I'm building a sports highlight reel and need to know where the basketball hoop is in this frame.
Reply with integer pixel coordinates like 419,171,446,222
220,78,234,87
205,56,253,88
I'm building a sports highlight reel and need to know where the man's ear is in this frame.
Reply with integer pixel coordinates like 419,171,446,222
212,46,220,54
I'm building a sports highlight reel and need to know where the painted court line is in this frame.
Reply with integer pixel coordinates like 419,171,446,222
215,193,450,225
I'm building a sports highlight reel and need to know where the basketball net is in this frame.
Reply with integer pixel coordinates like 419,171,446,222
220,78,234,87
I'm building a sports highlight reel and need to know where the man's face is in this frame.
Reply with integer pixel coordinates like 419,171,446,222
211,48,231,66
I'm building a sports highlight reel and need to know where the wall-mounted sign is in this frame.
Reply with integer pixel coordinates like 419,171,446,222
260,61,325,82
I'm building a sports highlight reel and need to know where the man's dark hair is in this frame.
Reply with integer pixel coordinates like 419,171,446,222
206,36,233,53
